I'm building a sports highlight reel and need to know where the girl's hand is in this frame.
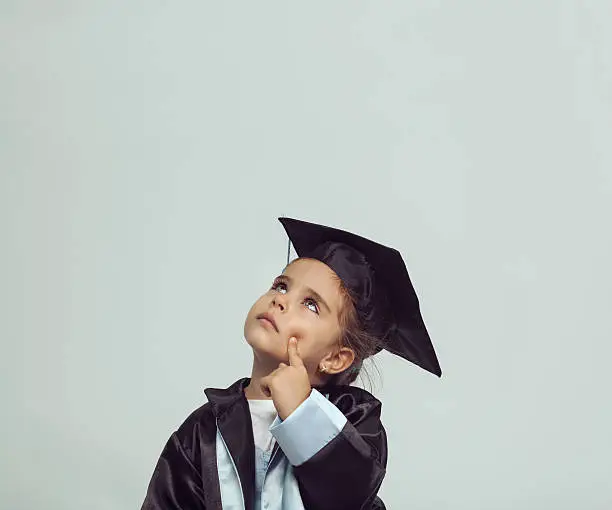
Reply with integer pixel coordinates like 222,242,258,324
260,337,312,420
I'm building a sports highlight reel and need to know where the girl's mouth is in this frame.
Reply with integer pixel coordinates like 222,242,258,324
256,313,278,332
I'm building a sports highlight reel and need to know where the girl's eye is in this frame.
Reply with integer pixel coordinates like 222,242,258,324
271,280,318,314
304,298,319,314
272,281,287,293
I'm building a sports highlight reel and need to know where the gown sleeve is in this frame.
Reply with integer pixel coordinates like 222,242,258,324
270,388,387,510
140,432,207,510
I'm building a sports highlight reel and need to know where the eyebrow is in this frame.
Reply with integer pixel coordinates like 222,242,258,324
276,274,332,314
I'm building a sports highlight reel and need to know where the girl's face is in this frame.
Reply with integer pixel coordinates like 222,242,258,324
244,258,348,378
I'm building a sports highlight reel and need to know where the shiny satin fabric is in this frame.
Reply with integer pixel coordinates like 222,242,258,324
141,378,387,510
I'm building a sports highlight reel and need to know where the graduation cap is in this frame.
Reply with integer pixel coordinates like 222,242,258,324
279,217,442,377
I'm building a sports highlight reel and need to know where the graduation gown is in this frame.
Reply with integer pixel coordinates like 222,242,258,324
141,378,387,510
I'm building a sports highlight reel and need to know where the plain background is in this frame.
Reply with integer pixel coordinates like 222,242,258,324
2,2,611,509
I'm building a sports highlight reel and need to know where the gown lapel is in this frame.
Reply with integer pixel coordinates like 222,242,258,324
206,378,256,510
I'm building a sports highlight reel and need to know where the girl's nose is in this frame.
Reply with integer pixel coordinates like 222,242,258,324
272,295,287,312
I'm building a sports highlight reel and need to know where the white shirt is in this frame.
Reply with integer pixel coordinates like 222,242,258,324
248,399,278,510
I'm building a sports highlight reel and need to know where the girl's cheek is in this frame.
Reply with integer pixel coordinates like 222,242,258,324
285,322,309,344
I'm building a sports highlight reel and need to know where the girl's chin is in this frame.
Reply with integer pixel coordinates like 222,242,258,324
245,336,285,359
246,324,284,345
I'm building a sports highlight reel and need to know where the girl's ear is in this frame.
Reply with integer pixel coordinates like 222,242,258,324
323,347,355,375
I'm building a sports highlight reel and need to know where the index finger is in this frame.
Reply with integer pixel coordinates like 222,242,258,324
287,337,304,367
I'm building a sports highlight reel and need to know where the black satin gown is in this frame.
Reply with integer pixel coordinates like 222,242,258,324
141,378,387,510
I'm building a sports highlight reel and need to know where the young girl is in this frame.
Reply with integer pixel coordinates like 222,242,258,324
141,217,441,510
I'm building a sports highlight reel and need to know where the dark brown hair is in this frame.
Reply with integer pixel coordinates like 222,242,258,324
329,275,383,387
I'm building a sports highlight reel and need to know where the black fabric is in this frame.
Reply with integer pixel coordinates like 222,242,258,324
294,388,388,510
141,378,387,510
279,217,442,377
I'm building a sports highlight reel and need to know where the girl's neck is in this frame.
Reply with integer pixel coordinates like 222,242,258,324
244,359,276,400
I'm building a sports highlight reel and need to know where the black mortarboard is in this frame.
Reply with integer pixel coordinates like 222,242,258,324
279,217,441,377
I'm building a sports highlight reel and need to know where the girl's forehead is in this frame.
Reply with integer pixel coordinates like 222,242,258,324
282,258,340,288
284,257,333,276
